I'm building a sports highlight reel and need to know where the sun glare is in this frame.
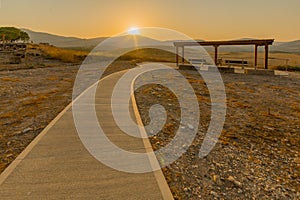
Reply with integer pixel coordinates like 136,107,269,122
127,27,140,35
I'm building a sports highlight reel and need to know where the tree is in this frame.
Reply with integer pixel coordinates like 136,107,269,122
0,27,30,43
20,31,30,42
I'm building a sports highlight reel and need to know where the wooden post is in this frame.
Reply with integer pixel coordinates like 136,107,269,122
285,59,289,71
182,46,185,64
176,46,179,66
254,44,258,69
214,45,218,65
264,44,269,69
242,58,245,69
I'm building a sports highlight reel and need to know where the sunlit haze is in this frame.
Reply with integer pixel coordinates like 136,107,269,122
127,27,140,35
0,0,299,41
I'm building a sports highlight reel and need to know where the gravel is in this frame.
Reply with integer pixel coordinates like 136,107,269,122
135,69,300,200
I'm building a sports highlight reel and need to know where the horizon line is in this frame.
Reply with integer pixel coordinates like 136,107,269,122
15,26,299,43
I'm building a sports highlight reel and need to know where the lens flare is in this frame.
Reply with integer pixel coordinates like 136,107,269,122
127,27,140,35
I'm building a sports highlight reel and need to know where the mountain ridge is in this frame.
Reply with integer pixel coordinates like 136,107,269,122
22,29,300,53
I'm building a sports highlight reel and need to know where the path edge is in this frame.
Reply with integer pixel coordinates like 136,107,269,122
131,70,174,200
0,102,72,185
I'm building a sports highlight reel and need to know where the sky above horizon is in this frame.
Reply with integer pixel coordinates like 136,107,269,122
0,0,299,41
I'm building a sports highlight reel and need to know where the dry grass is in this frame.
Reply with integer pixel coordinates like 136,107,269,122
291,103,300,112
46,76,59,81
0,112,14,119
0,77,21,82
22,94,48,106
119,48,179,63
30,44,88,63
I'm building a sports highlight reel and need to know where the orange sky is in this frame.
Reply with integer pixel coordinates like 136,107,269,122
0,0,299,41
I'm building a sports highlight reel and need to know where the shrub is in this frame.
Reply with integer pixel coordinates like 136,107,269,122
274,65,300,72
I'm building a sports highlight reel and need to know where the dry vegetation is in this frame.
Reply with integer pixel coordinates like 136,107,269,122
32,44,88,63
119,48,178,63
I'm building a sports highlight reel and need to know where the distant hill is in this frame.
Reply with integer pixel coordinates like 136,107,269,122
22,29,106,49
22,29,300,53
22,29,162,50
271,40,300,53
93,35,163,51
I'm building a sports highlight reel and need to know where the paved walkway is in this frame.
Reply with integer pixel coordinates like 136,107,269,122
0,70,173,199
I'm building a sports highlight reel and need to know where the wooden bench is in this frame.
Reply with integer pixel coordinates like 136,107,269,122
189,58,207,65
225,60,248,66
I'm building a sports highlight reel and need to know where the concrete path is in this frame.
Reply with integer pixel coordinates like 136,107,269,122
0,70,173,199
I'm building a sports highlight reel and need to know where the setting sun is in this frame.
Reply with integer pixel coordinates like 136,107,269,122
127,27,140,35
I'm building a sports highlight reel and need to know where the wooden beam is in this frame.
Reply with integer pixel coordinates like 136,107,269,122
174,39,274,47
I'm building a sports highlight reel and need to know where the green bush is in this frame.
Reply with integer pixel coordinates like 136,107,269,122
275,65,300,72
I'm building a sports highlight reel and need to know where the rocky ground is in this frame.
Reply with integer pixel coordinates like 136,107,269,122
0,63,78,172
135,69,300,200
0,56,299,199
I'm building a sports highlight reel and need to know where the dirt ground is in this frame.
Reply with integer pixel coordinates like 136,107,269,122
0,54,135,173
0,61,78,172
0,55,299,199
135,69,300,199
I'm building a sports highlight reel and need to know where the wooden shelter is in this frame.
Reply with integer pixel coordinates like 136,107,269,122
174,39,274,69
